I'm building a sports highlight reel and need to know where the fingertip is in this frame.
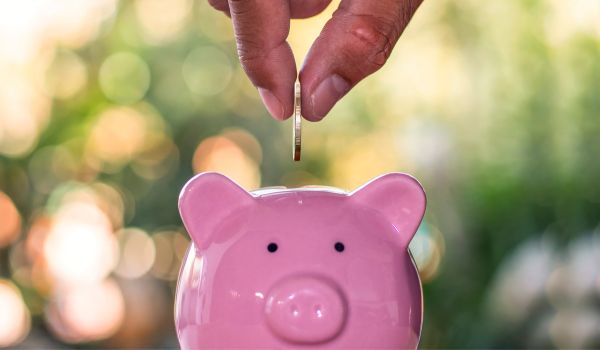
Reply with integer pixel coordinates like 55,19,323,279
299,70,323,121
258,85,295,121
258,88,285,120
301,73,350,121
301,104,324,122
207,0,231,16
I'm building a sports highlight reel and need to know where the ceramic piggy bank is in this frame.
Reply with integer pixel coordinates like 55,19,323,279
175,172,426,349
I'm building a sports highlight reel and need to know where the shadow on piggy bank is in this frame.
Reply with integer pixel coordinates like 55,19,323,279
175,172,426,349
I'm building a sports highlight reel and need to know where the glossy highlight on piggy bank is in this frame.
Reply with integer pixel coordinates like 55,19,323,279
175,172,426,349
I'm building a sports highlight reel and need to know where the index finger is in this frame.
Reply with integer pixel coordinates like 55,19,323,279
228,0,297,120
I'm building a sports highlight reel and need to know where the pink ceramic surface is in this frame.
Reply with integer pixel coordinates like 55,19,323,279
175,172,426,349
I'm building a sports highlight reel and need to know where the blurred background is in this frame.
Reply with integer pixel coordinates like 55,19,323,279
0,0,599,348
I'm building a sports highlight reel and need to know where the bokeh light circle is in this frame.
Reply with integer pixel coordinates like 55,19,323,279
0,73,50,157
88,107,148,165
0,280,31,347
409,223,445,283
134,0,192,44
44,49,87,99
46,279,125,343
99,52,150,104
192,133,261,190
0,192,21,248
115,228,156,279
151,231,188,281
43,202,118,284
182,46,232,96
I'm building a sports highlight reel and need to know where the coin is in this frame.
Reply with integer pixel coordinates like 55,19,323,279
293,81,302,161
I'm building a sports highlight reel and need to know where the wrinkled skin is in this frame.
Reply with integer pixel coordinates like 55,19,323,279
206,0,423,121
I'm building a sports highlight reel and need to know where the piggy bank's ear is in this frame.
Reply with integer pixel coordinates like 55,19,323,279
350,173,426,247
179,172,254,248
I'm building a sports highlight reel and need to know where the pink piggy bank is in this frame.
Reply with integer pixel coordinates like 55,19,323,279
175,172,426,349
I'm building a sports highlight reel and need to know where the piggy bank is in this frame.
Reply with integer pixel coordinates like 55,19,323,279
175,172,426,349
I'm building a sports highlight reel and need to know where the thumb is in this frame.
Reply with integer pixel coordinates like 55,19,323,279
299,0,422,121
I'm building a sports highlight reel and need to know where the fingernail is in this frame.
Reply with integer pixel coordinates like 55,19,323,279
258,88,284,120
310,74,351,120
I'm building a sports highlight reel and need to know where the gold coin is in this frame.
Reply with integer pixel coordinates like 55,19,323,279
293,81,302,161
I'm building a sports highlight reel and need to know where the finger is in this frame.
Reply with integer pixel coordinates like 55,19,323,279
208,0,332,19
207,0,230,16
299,0,423,121
289,0,332,19
228,0,296,120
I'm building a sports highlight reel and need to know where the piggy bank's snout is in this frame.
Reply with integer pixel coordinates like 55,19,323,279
264,276,347,344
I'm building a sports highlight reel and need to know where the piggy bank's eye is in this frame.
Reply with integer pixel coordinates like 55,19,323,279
334,242,345,253
267,242,278,253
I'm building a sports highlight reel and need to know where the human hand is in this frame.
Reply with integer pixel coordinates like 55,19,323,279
208,0,423,121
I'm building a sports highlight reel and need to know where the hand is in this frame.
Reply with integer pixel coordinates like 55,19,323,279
208,0,423,121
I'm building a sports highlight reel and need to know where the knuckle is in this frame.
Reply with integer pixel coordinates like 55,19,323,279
235,35,282,70
347,14,400,69
235,36,269,81
237,39,265,66
228,0,254,17
234,28,271,60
